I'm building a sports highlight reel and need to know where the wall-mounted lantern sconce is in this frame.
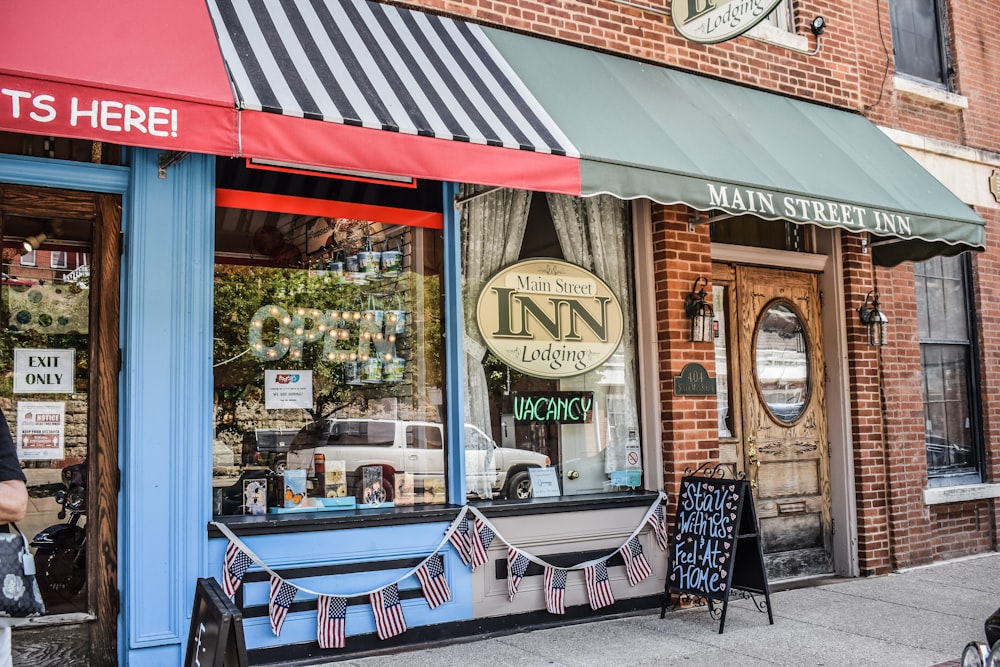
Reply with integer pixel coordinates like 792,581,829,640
858,290,888,346
684,277,715,343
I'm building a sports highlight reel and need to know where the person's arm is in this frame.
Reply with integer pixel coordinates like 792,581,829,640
0,480,28,524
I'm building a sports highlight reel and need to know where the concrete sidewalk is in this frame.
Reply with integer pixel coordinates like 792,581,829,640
331,552,1000,666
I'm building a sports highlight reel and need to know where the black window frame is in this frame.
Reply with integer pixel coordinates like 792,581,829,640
916,254,984,487
890,0,952,89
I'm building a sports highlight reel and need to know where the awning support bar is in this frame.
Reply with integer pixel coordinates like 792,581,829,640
454,186,502,208
158,151,190,179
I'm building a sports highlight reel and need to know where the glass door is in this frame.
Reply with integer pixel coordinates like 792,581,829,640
0,184,119,665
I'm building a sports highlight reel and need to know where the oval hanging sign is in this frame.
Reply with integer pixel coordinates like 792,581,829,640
476,259,624,379
671,0,784,44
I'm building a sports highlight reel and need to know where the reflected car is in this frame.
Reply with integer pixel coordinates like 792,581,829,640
1,273,36,287
926,434,967,468
281,418,550,501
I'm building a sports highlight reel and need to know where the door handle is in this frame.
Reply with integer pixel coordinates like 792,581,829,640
566,470,579,480
746,435,759,490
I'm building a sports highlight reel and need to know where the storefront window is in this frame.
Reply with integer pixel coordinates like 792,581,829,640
460,188,639,500
212,161,445,514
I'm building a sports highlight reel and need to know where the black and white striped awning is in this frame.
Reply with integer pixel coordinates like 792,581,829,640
207,0,577,157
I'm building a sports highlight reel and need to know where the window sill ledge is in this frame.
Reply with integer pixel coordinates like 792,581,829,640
208,491,660,537
745,22,809,52
894,76,968,109
923,483,1000,505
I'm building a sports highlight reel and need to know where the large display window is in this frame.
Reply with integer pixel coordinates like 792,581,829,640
211,161,446,515
460,188,640,500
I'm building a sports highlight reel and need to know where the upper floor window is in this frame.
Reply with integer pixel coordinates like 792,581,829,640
915,254,982,486
890,0,950,88
763,0,792,31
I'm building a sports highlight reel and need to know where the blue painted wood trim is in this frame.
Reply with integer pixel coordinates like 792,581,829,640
121,149,215,666
207,522,472,650
0,153,129,193
442,182,467,506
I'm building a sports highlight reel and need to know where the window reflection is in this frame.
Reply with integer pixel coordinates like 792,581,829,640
755,302,809,424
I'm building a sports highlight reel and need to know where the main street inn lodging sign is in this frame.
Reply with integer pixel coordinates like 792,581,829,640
671,0,784,44
476,259,624,379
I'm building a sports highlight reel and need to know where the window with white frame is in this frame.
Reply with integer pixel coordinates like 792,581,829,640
890,0,950,88
763,0,792,31
50,250,67,269
915,254,982,486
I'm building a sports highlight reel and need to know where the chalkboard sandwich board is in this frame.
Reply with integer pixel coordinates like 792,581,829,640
185,577,249,667
660,466,773,633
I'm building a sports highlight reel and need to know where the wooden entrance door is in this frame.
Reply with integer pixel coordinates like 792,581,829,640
717,264,833,580
0,184,119,665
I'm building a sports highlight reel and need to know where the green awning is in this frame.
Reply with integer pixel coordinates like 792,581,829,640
484,28,985,267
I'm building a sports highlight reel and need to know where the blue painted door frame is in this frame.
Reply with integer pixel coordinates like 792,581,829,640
0,150,470,665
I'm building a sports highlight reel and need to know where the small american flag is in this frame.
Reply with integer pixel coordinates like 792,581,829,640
415,554,451,609
448,516,472,566
470,517,495,571
647,504,669,551
369,583,407,640
584,561,616,610
620,536,652,586
268,575,298,636
507,547,531,601
316,595,347,649
222,541,252,598
544,567,567,615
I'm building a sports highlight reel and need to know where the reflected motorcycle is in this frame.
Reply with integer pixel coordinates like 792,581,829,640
30,463,87,605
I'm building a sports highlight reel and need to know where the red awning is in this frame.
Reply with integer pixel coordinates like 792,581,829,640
0,0,238,155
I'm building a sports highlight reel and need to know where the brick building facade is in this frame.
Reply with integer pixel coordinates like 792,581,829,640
2,0,997,663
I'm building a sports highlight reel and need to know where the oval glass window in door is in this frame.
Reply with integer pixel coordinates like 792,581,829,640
754,301,810,424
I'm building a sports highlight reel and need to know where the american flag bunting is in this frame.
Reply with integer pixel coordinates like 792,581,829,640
369,583,407,640
448,516,472,566
222,540,253,598
471,517,495,571
620,536,652,586
316,594,347,649
415,554,452,609
584,561,616,610
507,547,531,601
647,504,668,551
268,575,298,636
544,567,568,615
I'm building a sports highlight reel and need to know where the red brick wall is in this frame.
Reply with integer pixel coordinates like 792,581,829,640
401,0,864,109
650,204,716,507
397,0,1000,570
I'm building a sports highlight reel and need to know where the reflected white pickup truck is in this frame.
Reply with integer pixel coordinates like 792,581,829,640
284,418,549,500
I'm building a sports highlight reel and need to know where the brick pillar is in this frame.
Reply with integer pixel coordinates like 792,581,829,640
650,204,718,504
842,233,893,575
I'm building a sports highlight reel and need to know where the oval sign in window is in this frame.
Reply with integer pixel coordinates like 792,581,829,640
671,0,784,44
754,301,810,424
476,259,624,379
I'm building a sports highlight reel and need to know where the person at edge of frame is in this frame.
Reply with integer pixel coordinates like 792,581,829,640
0,410,29,667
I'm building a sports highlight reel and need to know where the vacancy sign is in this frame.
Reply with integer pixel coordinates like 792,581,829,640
14,349,75,394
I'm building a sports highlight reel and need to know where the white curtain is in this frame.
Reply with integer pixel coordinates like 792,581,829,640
546,194,638,474
460,186,532,497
